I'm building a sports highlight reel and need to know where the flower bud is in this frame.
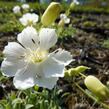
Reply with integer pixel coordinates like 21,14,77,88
69,2,76,11
41,2,61,26
64,68,77,77
75,66,90,73
64,66,89,77
84,75,109,100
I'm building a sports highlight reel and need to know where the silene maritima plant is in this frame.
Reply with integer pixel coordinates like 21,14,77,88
0,2,109,109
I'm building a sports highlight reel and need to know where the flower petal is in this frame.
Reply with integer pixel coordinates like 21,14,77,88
22,4,30,9
19,13,39,26
31,13,39,23
17,27,39,50
3,42,25,57
52,49,73,65
19,17,27,26
65,18,70,24
13,63,43,90
39,28,57,50
60,14,67,19
42,56,65,78
35,77,58,89
1,58,26,77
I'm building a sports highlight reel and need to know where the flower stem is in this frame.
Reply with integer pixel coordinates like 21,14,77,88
79,72,87,78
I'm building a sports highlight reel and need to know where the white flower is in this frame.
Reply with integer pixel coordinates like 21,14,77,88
19,13,39,26
13,6,20,14
22,4,30,10
73,0,79,5
60,14,70,24
1,27,72,90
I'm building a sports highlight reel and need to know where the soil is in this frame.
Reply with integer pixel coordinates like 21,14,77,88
0,12,109,109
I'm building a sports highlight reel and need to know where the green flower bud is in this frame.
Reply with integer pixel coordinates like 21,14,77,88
64,68,77,77
64,66,89,77
69,2,76,11
41,2,61,26
84,75,109,100
68,68,77,76
75,66,90,73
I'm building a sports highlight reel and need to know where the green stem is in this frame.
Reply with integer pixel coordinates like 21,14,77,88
66,8,70,16
75,83,97,101
75,83,109,109
79,72,87,78
18,91,22,98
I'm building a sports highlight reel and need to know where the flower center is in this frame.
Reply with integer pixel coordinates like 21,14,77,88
27,20,33,26
26,49,48,64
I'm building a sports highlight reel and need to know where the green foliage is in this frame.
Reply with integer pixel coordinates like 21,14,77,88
0,87,65,109
0,12,24,32
0,69,67,109
0,1,109,33
0,20,24,33
72,18,79,25
102,38,109,48
57,25,76,38
104,22,109,29
70,4,109,14
0,1,44,11
83,21,97,27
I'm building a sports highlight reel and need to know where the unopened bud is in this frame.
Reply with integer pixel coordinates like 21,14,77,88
84,75,109,100
41,2,61,26
70,2,76,11
75,66,90,73
64,66,89,77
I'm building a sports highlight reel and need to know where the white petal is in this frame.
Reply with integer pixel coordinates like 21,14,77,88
35,77,58,89
22,4,30,9
73,0,80,5
13,6,20,13
65,18,70,24
3,42,25,57
60,14,67,19
52,49,73,66
17,27,39,50
39,28,57,50
60,13,70,24
1,42,26,77
42,57,65,78
19,18,27,26
31,13,39,23
1,58,26,77
13,63,43,90
19,13,39,26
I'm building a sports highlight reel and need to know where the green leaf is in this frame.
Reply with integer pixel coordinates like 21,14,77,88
61,92,70,98
12,98,25,109
6,103,12,109
0,104,5,109
25,104,34,109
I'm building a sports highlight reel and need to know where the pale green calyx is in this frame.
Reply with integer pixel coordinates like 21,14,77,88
41,2,61,26
84,75,109,100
